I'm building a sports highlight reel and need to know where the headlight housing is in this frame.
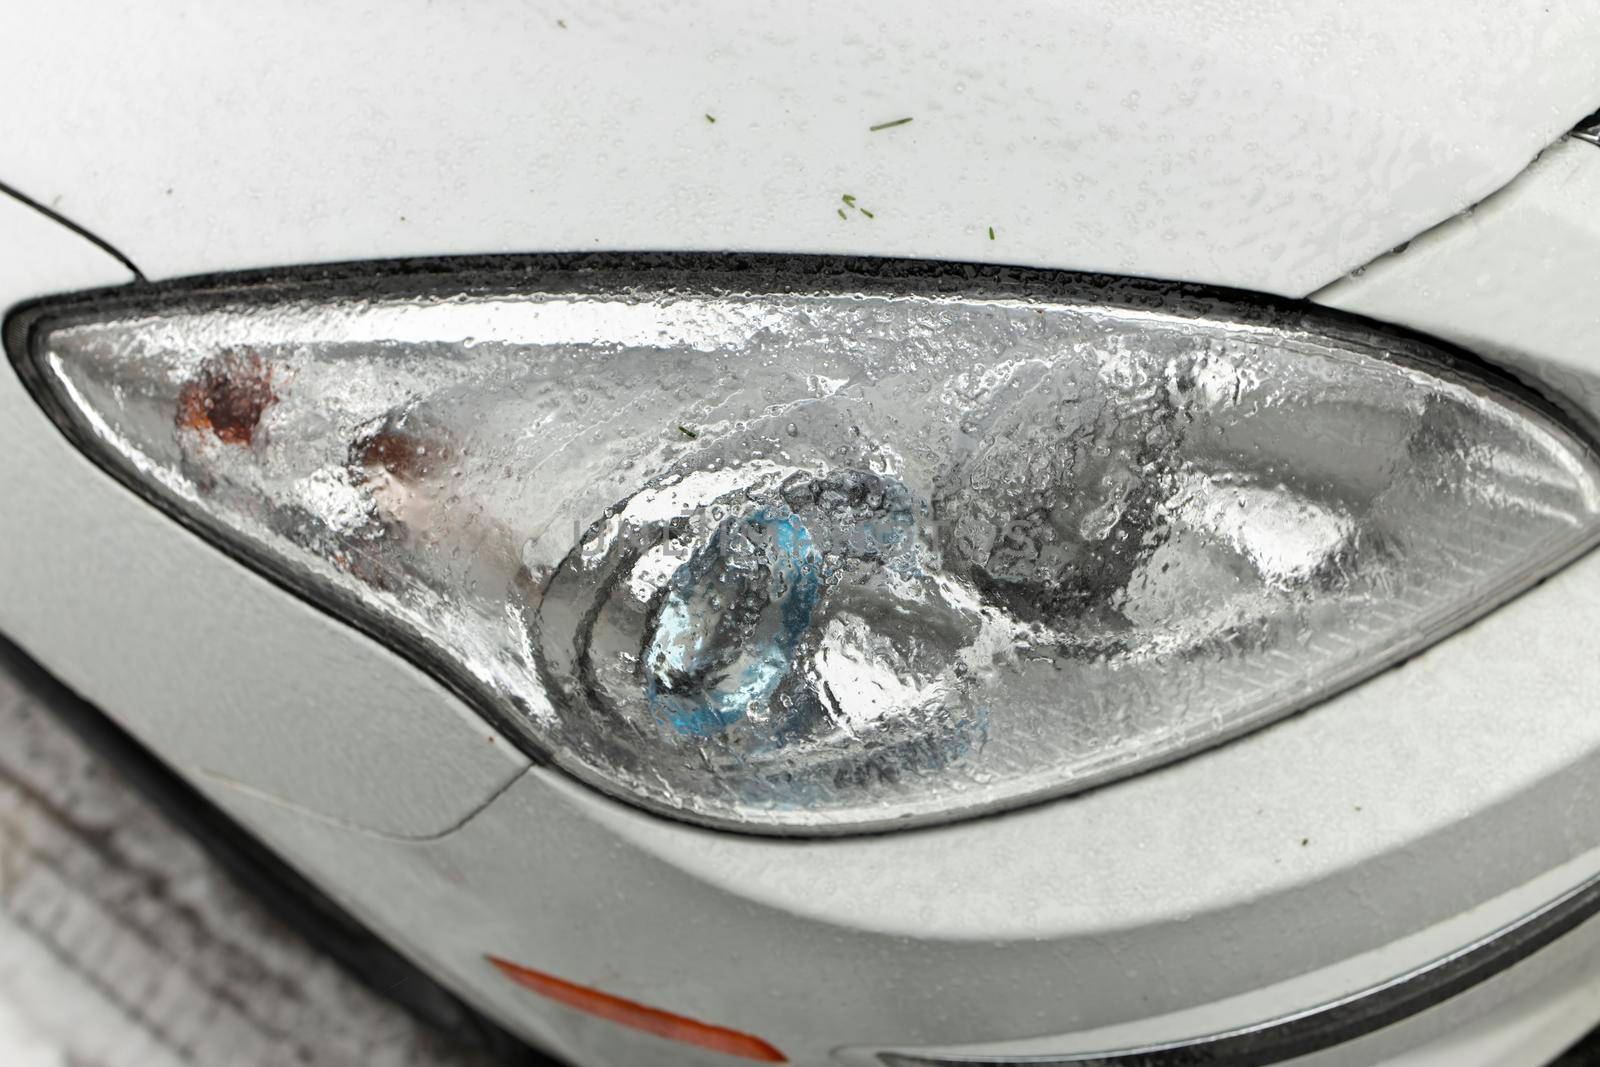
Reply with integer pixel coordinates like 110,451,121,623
14,259,1600,834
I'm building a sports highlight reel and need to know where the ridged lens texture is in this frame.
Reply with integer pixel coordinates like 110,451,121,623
26,270,1600,832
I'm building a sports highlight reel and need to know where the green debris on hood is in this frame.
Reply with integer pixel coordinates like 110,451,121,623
837,193,876,221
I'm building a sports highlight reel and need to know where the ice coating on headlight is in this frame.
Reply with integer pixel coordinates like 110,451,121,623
26,270,1600,833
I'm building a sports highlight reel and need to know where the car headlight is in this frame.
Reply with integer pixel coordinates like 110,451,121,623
12,259,1600,834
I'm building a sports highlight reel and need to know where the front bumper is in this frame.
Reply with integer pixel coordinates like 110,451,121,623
875,875,1600,1066
192,523,1600,1066
10,604,1600,1067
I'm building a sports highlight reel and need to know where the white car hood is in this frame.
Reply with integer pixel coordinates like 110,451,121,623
2,1,1599,294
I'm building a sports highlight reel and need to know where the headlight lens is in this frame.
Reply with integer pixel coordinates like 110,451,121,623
17,262,1600,833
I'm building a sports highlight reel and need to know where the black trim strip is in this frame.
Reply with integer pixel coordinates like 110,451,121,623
879,862,1600,1065
0,179,145,281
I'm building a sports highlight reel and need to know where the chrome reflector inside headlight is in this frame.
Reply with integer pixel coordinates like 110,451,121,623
16,262,1600,833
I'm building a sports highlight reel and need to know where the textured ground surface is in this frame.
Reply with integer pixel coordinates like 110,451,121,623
0,666,496,1067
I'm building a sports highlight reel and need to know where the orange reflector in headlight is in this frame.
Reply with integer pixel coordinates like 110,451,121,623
488,955,787,1062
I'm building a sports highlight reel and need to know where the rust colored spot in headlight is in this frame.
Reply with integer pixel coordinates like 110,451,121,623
176,348,277,446
353,422,438,481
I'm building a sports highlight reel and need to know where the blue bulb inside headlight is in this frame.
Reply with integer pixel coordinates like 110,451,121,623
646,506,823,737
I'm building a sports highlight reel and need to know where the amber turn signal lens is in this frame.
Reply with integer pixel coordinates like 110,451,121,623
488,955,787,1062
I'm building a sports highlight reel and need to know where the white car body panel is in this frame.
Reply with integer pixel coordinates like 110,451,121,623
1316,136,1600,427
3,0,1600,295
207,545,1600,1067
6,3,1600,1065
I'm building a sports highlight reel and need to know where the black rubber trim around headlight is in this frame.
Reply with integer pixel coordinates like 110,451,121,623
877,862,1600,1066
7,254,1600,841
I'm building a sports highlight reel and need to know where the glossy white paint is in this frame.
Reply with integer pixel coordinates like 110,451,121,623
1316,136,1600,428
0,196,528,838
2,0,1599,295
5,3,1600,1064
